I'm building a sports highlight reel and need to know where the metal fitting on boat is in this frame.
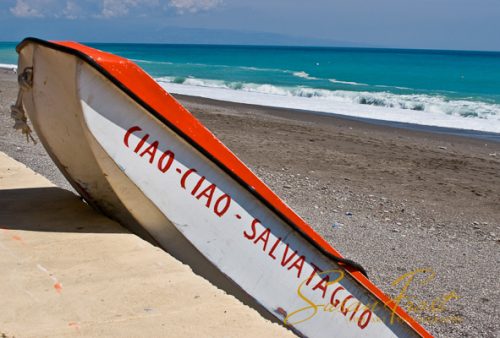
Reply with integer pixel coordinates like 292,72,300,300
18,66,33,89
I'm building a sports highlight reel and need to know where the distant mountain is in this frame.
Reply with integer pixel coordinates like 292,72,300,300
0,17,372,47
144,27,370,47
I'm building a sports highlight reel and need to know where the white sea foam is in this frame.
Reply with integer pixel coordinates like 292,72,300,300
375,84,412,90
176,62,288,74
329,78,366,86
156,76,500,133
293,71,318,80
130,59,173,65
239,65,286,72
0,63,17,71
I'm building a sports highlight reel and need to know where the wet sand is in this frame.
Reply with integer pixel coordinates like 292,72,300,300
1,68,499,337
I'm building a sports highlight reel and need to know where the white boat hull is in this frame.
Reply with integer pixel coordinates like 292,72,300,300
16,39,430,338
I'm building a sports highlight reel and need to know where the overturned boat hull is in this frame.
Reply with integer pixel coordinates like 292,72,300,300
16,38,431,338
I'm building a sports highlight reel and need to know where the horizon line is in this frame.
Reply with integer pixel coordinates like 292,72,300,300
1,39,500,54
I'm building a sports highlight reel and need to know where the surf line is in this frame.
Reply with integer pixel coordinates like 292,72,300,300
243,218,373,330
124,125,232,218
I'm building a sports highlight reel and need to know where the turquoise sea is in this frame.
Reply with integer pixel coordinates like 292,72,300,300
1,42,499,133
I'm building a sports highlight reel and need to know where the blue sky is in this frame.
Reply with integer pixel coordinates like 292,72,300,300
0,0,499,50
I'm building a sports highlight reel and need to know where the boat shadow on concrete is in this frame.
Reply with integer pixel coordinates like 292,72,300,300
0,186,284,327
0,187,128,235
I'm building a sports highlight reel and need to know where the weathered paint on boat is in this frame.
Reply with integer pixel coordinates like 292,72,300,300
15,38,432,338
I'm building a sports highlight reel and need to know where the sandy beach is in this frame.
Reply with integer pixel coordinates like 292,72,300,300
1,68,499,337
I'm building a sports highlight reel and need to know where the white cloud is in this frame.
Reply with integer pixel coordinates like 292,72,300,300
62,0,82,19
10,0,85,18
9,0,222,18
98,0,161,18
101,0,134,18
10,0,54,17
169,0,222,14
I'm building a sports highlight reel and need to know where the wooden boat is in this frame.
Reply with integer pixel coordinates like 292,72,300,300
14,38,431,338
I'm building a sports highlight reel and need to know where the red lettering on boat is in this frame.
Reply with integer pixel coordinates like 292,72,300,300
196,183,216,207
135,133,149,153
140,141,159,163
306,263,322,286
330,286,344,307
244,218,259,240
214,194,231,217
349,302,361,322
124,126,141,147
158,150,174,173
268,237,282,259
191,176,205,195
180,168,197,189
313,274,330,298
288,255,306,278
358,309,372,329
254,227,271,251
281,245,297,267
340,295,354,316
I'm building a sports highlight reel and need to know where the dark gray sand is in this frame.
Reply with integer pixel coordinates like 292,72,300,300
1,69,499,337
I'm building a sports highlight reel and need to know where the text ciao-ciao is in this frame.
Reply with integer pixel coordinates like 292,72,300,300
124,125,232,217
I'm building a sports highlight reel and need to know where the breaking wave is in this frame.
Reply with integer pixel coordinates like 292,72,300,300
157,61,290,74
156,76,500,120
130,59,173,65
329,78,367,86
0,63,17,71
293,71,318,80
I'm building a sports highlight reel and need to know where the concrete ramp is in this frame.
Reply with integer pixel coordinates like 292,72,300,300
0,152,293,337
